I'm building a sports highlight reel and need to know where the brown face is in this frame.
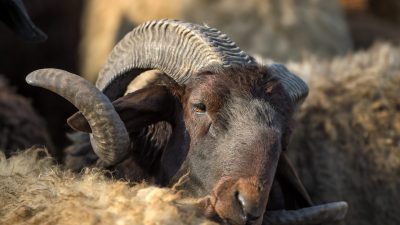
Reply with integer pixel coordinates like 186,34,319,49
54,64,294,225
173,65,294,225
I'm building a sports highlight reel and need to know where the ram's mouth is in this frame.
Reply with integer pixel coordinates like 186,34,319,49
262,201,348,225
200,196,348,225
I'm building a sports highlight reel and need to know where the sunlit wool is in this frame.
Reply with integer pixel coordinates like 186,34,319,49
0,148,216,225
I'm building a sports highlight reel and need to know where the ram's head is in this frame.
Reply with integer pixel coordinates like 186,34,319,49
27,20,347,225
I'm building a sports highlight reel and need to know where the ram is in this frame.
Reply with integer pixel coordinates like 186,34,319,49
26,20,346,225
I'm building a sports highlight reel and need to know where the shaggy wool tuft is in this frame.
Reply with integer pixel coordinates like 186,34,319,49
0,148,216,225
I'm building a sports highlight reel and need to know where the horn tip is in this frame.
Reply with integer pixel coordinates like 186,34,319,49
26,69,54,85
25,73,36,85
333,201,349,220
25,70,43,85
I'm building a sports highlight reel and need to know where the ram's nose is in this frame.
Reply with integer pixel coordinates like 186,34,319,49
212,177,269,225
236,191,262,224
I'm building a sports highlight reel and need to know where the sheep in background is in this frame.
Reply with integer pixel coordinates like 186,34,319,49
0,0,52,157
0,0,82,156
285,43,400,225
0,76,52,156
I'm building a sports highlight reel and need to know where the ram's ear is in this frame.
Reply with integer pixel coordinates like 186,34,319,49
275,151,313,209
67,85,182,133
67,112,91,133
113,85,182,131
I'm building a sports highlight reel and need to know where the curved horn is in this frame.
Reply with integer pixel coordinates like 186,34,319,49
266,64,309,106
26,69,129,165
96,19,256,101
96,19,308,107
264,201,348,225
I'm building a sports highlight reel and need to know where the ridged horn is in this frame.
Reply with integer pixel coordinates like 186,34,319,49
95,19,256,101
26,69,129,165
264,201,348,225
267,64,309,106
267,64,308,105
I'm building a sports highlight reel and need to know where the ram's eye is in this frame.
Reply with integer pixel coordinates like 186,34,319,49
192,103,206,114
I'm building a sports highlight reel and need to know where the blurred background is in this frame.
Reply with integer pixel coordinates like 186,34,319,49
0,1,399,224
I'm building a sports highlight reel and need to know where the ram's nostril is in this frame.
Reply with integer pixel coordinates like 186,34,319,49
236,191,261,224
236,191,246,210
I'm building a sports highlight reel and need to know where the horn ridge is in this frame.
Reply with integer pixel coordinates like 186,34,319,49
96,19,255,101
267,64,309,106
26,69,130,165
